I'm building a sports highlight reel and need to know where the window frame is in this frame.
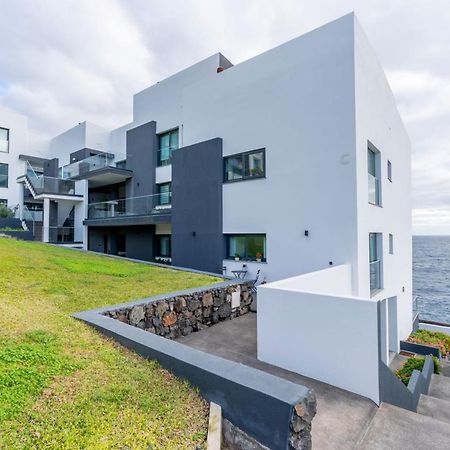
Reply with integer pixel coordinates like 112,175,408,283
0,163,8,188
387,160,392,182
223,148,266,183
389,233,394,254
226,233,267,262
367,142,382,206
157,234,171,257
0,127,9,153
157,128,179,167
157,182,172,206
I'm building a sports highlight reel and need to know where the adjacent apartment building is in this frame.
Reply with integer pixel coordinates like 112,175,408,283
0,13,412,340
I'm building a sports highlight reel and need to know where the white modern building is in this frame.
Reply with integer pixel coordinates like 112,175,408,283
0,14,412,401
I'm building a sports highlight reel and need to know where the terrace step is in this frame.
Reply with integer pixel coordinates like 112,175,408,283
356,403,450,449
428,373,450,401
417,394,450,424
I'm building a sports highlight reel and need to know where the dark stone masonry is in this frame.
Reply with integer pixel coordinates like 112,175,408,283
104,281,255,339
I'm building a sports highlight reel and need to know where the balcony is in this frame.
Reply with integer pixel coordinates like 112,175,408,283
368,173,380,206
370,260,381,292
84,193,172,226
61,152,132,186
20,162,79,198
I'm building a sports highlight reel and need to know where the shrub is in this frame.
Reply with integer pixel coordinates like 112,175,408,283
0,204,15,218
408,329,450,357
396,355,441,386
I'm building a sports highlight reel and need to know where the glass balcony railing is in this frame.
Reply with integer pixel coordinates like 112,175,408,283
25,161,76,196
87,193,172,220
48,226,77,243
370,260,381,292
61,152,127,179
368,173,380,205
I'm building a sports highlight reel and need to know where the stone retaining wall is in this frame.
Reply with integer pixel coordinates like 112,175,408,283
104,281,255,339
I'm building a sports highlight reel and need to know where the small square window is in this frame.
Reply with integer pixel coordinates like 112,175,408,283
389,234,394,254
387,160,392,182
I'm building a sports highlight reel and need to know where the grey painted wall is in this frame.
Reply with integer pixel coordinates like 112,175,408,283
88,226,154,261
43,158,59,178
126,227,154,261
171,138,223,273
126,121,158,198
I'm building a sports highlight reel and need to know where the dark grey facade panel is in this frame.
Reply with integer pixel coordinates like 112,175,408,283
171,138,223,274
43,158,59,178
88,226,155,262
125,227,154,261
126,121,158,198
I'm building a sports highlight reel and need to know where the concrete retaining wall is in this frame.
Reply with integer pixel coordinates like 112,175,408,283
73,281,316,449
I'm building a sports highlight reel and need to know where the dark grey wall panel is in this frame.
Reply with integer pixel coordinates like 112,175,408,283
43,158,59,178
125,226,155,261
171,138,223,273
126,121,158,198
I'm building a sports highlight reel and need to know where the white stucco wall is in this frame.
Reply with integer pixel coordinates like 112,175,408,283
257,266,380,403
353,18,412,340
0,106,29,208
131,14,360,284
48,121,110,166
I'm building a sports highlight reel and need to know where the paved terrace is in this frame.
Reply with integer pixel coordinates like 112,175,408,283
177,313,377,450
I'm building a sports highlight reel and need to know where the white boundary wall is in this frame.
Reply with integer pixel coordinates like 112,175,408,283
257,265,380,403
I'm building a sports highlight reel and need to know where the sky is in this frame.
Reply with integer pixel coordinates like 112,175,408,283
0,0,449,234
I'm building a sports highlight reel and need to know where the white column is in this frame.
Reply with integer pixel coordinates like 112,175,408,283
43,197,50,243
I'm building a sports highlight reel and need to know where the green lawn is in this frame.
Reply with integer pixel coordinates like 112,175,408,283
0,237,221,449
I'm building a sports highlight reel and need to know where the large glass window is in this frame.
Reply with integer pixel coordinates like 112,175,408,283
227,234,266,261
157,182,171,205
0,163,8,188
0,128,9,153
157,128,179,166
224,149,265,182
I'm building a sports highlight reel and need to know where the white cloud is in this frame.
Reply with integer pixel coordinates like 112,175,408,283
0,0,449,233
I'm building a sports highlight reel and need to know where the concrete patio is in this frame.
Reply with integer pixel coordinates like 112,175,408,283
177,313,377,450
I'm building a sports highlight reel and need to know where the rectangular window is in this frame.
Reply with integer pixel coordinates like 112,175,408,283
157,182,171,206
227,234,266,261
0,128,9,153
0,163,8,188
369,232,382,292
368,144,381,206
157,128,179,167
0,199,7,206
157,235,171,257
389,233,394,254
224,148,265,182
387,160,392,182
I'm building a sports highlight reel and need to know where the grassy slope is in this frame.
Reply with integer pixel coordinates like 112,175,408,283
0,238,221,449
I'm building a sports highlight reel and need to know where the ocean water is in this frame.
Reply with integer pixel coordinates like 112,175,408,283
414,235,450,323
